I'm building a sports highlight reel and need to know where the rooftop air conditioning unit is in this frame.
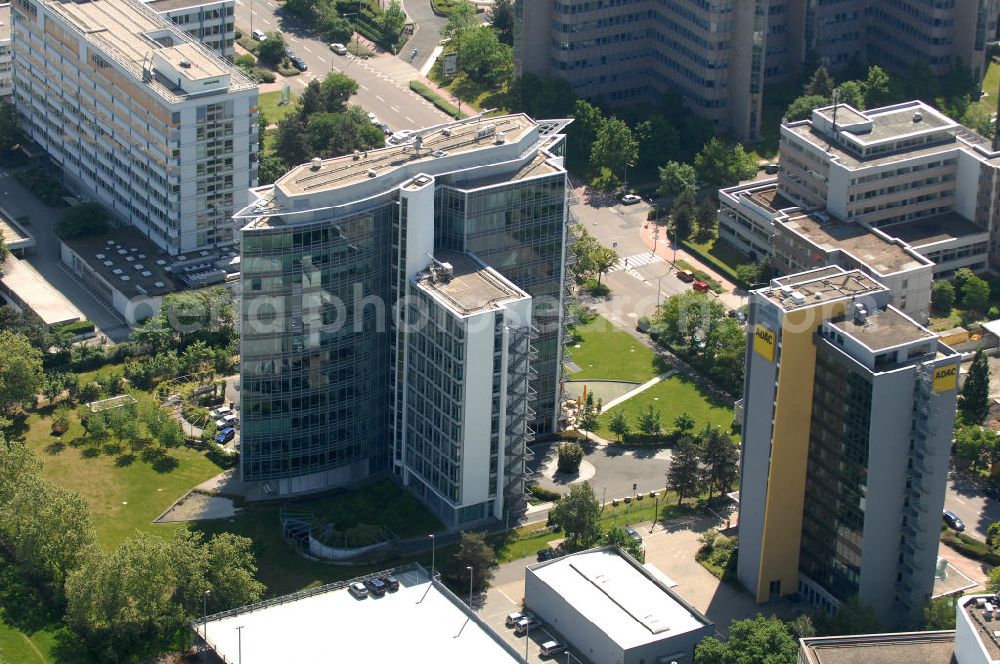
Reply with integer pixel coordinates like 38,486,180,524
789,291,806,305
352,150,361,160
913,111,923,123
366,169,377,178
442,128,452,137
310,157,321,170
495,131,506,144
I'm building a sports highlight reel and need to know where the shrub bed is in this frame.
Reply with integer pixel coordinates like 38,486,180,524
528,484,562,503
941,530,1000,565
14,167,69,206
675,259,724,293
409,80,466,119
53,320,96,336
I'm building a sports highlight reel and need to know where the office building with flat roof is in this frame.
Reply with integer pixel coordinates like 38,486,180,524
737,265,960,625
797,631,957,664
11,0,258,256
525,546,714,664
146,0,235,57
0,4,11,97
195,564,524,664
515,1,998,140
236,114,570,519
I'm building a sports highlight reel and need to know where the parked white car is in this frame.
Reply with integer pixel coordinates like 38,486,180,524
215,414,239,429
329,42,348,55
252,29,266,41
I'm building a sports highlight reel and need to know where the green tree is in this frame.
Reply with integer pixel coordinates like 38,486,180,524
735,263,762,290
804,64,835,97
549,482,601,551
787,614,816,639
447,531,495,592
658,161,697,200
673,412,695,435
0,330,43,414
635,115,678,172
668,435,701,504
836,80,865,109
442,0,478,37
377,0,407,49
0,440,40,506
275,115,311,165
510,74,577,119
604,527,645,563
608,410,630,441
815,597,880,636
258,153,290,186
0,101,22,153
319,13,354,43
695,615,798,664
961,350,991,425
487,0,513,45
590,166,621,192
56,202,111,239
671,199,694,242
2,477,99,596
591,242,618,286
577,391,600,436
305,110,383,157
700,426,739,499
590,116,638,183
65,530,264,661
962,274,990,312
321,72,359,111
784,94,829,121
568,100,604,171
902,59,939,102
694,138,757,191
557,442,585,474
962,103,995,139
694,197,718,242
989,565,1000,594
931,280,955,316
457,25,513,87
257,31,286,67
923,596,957,630
637,404,662,435
862,65,892,108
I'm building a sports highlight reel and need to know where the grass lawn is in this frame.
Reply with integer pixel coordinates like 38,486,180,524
17,396,222,550
597,374,734,439
258,89,298,124
974,60,1000,115
566,315,663,382
493,495,699,563
687,236,750,274
929,308,964,332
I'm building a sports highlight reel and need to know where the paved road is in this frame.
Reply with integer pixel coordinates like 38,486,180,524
0,170,132,341
945,470,1000,541
395,0,447,71
235,0,451,131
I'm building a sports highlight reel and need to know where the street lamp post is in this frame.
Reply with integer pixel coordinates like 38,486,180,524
651,493,658,533
202,589,211,644
623,162,634,191
236,625,244,664
429,533,436,578
466,566,474,610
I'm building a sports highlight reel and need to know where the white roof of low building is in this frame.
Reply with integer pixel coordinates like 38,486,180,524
198,566,521,664
528,547,711,649
981,319,1000,340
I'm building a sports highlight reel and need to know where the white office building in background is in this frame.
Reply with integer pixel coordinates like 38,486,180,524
12,0,258,255
0,5,11,98
147,0,235,58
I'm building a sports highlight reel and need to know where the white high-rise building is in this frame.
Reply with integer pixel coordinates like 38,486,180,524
12,0,258,255
148,0,235,58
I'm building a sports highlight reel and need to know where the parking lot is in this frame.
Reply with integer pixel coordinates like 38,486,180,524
477,512,807,663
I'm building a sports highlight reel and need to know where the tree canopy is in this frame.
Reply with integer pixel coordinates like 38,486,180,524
0,330,44,414
693,138,758,191
549,482,601,551
56,202,111,239
961,349,991,425
695,615,798,664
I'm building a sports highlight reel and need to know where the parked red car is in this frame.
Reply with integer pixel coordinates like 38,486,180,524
692,281,709,292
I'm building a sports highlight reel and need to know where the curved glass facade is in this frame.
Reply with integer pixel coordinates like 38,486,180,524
239,202,395,482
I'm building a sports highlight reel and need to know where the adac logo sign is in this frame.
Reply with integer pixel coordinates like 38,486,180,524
933,365,958,393
753,324,776,361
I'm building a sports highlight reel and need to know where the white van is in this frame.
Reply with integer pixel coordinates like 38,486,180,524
252,29,267,41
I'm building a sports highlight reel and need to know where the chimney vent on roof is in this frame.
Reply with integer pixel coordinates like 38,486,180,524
913,111,923,123
179,59,192,68
310,157,321,170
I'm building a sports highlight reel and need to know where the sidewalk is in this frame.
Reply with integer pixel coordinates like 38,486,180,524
599,370,678,412
639,221,738,293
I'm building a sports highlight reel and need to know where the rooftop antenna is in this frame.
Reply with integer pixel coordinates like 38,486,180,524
827,87,841,152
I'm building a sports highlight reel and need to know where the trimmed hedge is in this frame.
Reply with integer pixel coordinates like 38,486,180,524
620,433,673,446
409,80,467,119
941,530,1000,565
528,485,562,503
53,319,96,336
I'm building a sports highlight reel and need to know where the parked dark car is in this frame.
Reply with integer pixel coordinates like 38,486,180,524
291,56,308,71
215,427,235,444
380,576,399,592
943,510,965,532
364,577,387,596
624,525,642,543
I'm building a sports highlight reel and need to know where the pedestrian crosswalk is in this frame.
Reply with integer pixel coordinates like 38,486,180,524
609,252,663,272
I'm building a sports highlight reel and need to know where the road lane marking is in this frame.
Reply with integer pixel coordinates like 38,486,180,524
360,84,370,91
376,95,385,102
954,497,967,505
302,45,313,53
318,56,327,63
250,8,257,14
405,116,414,123
390,106,400,112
